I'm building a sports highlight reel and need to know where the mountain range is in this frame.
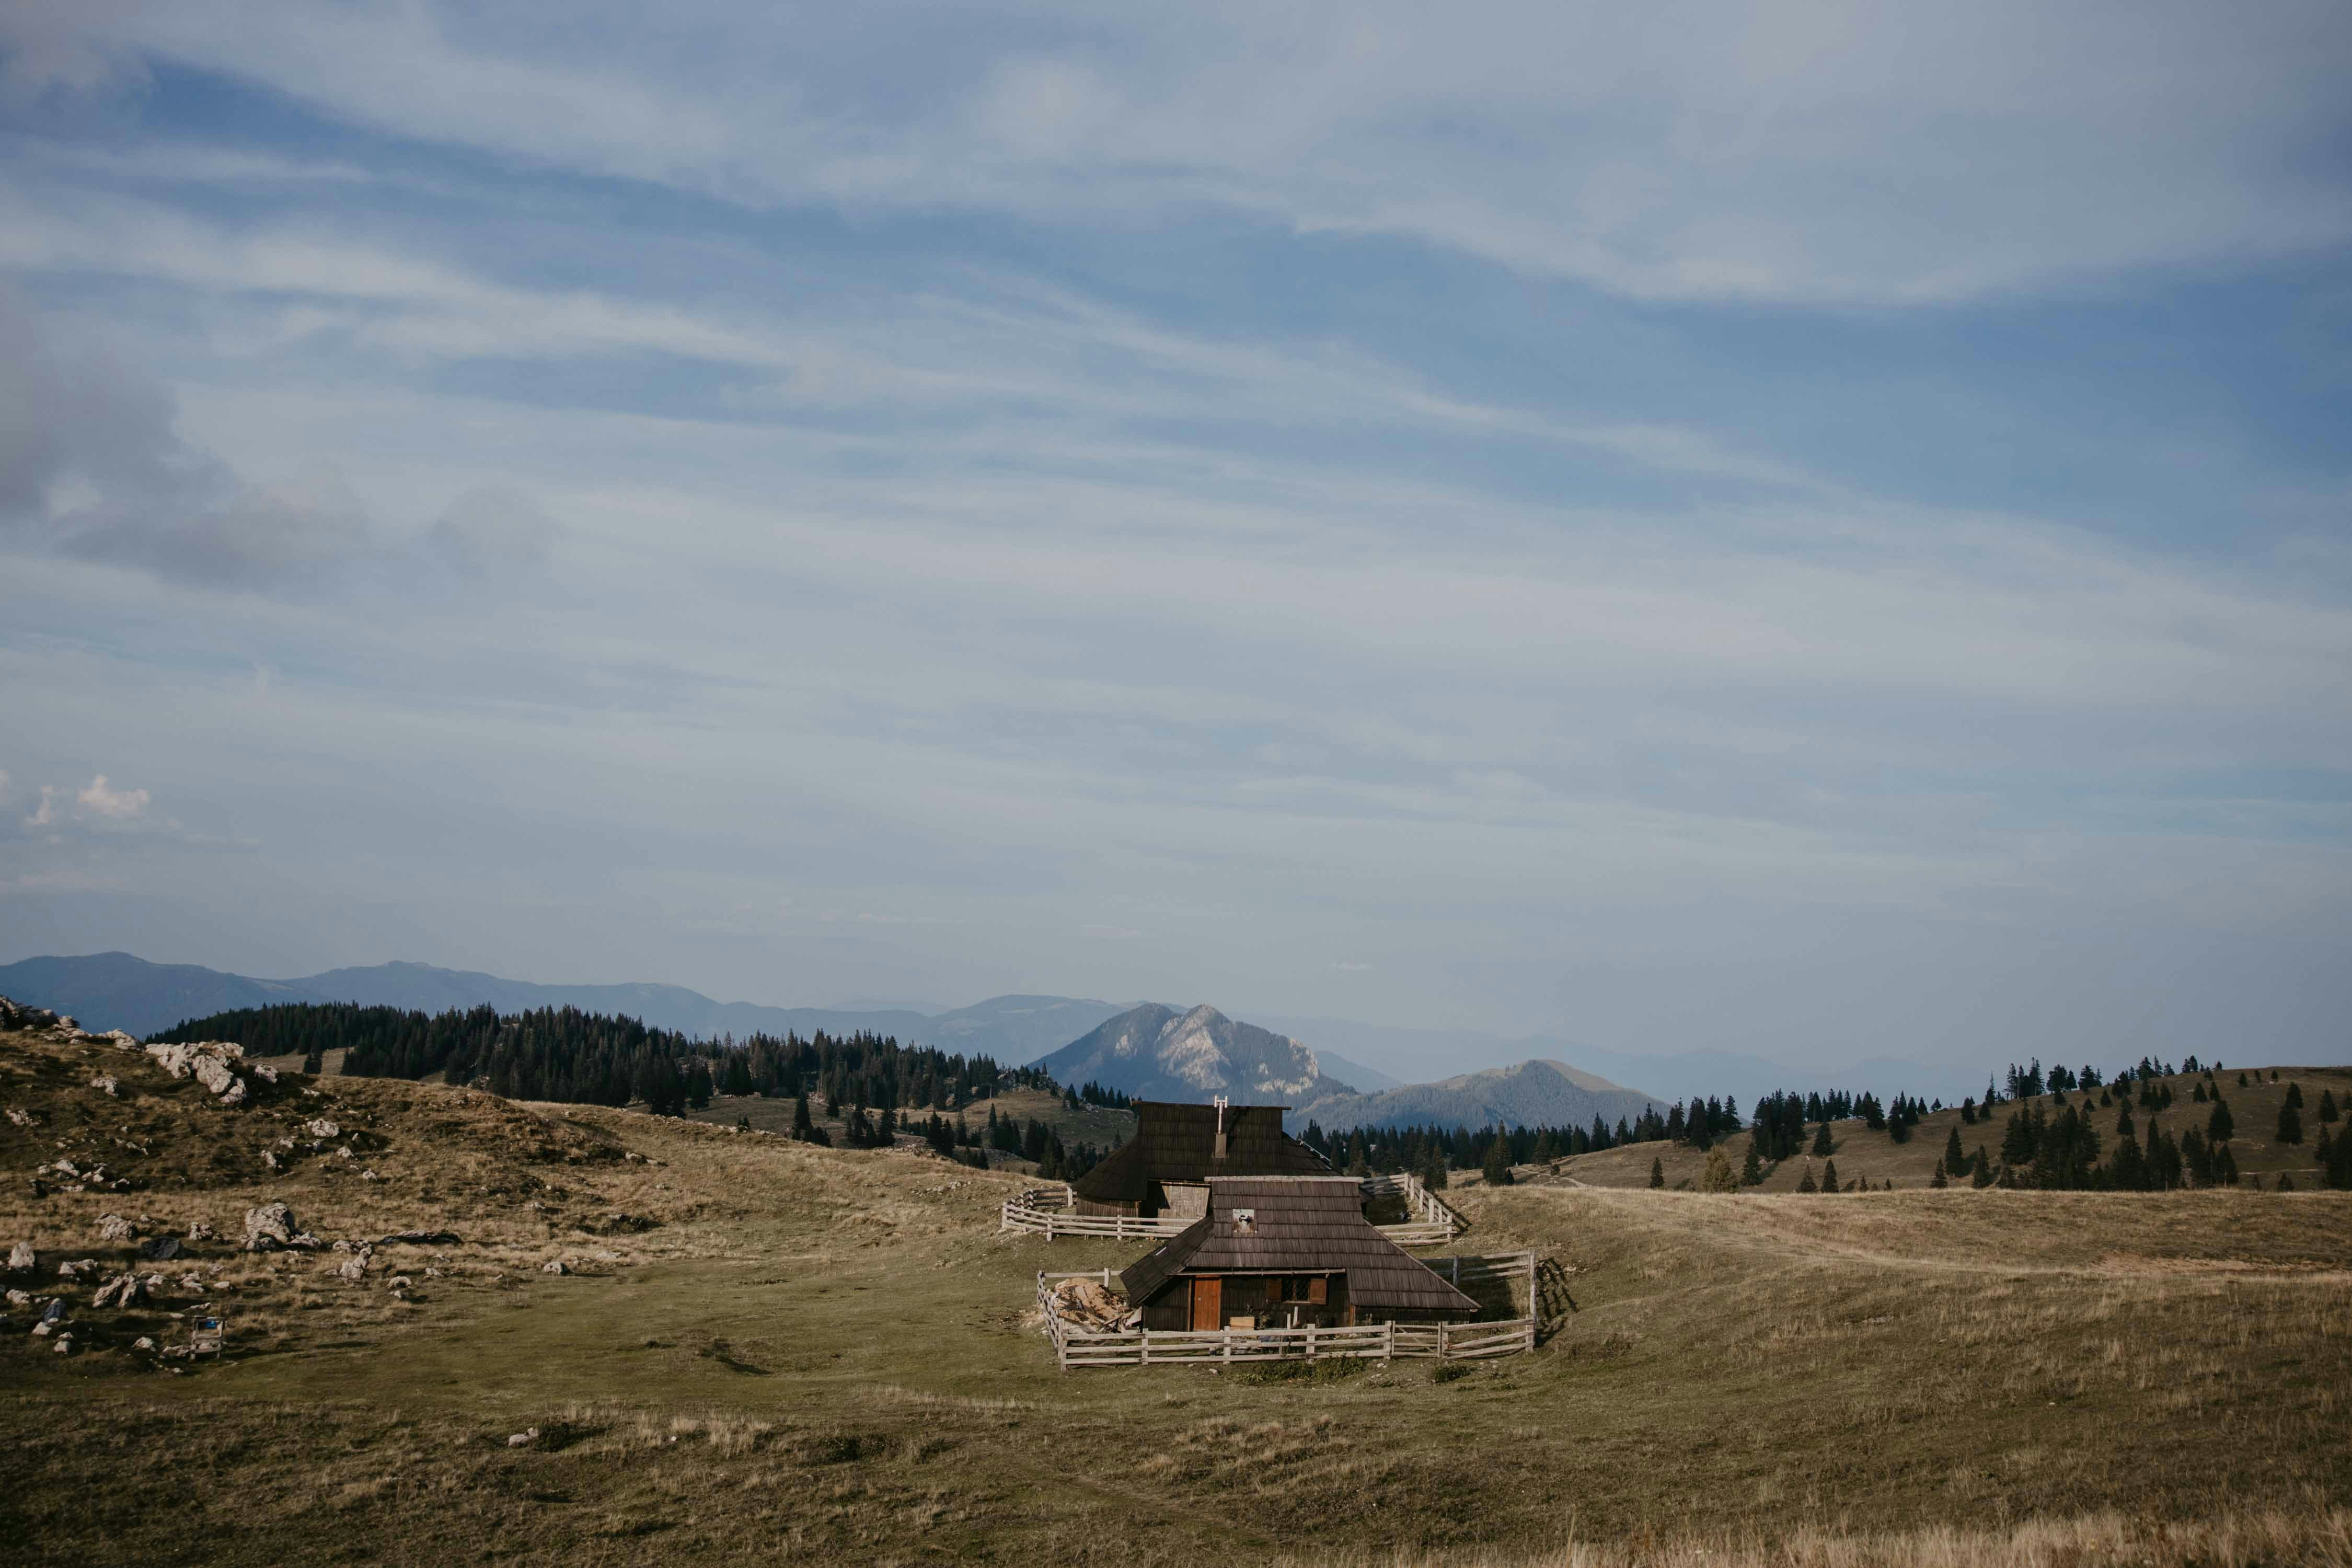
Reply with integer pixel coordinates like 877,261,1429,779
0,950,1979,1116
1290,1058,1661,1136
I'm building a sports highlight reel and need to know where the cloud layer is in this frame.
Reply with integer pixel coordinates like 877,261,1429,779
0,4,2347,1074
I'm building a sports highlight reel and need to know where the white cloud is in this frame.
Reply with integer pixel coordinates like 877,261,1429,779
43,1,2352,303
75,773,149,820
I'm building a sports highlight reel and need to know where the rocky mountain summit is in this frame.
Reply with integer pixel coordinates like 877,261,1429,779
1032,1003,1355,1103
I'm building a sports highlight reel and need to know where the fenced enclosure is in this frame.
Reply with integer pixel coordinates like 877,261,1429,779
1001,1171,1466,1244
1035,1252,1537,1371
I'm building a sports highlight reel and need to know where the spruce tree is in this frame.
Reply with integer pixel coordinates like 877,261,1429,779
1796,1163,1817,1194
1943,1124,1965,1174
1812,1122,1833,1156
1929,1160,1948,1189
2284,1081,2303,1110
1740,1143,1763,1186
1820,1157,1840,1193
1647,1156,1665,1190
2319,1088,2339,1126
2277,1102,2302,1145
1482,1133,1514,1187
1970,1148,1993,1189
2208,1099,2234,1144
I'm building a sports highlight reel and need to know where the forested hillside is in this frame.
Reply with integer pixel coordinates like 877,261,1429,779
152,1002,1053,1120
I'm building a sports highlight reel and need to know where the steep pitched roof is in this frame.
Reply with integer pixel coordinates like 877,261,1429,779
1071,1101,1330,1207
1119,1176,1479,1315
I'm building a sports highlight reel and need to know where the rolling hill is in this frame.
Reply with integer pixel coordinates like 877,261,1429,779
1293,1057,1663,1135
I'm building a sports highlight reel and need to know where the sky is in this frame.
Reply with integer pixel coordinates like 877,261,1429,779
1,3,2348,1077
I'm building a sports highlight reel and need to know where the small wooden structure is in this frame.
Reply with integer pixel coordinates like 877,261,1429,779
190,1316,225,1357
1122,1177,1479,1331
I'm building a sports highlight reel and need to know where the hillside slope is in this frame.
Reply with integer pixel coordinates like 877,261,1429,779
1537,1065,2352,1193
2,994,2348,1564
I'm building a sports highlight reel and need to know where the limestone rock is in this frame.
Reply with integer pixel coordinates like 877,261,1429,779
243,1203,296,1251
97,1214,135,1243
4,1288,28,1306
4,1108,30,1126
540,1260,568,1275
214,1075,247,1108
186,1220,218,1242
252,1065,279,1084
7,1241,31,1273
304,1119,339,1140
134,1336,156,1351
337,1246,373,1282
90,1075,120,1097
53,1334,73,1354
93,1271,148,1309
58,1258,99,1279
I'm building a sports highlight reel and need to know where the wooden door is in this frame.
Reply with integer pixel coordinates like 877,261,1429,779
1190,1276,1221,1331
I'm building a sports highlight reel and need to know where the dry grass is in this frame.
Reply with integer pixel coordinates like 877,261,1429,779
3,1020,2348,1565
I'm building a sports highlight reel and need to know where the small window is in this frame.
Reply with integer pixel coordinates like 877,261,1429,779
1231,1208,1255,1234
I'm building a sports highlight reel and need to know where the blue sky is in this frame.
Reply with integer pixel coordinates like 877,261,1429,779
2,3,2348,1076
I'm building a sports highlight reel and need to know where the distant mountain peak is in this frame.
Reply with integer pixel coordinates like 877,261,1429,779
1034,1002,1350,1103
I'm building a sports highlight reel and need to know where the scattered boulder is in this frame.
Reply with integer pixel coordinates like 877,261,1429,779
252,1065,279,1085
140,1237,181,1262
243,1203,296,1251
4,1289,28,1306
186,1221,217,1243
7,1241,31,1273
134,1336,156,1352
5,1108,30,1126
93,1272,148,1309
304,1119,340,1140
540,1260,568,1276
40,1298,65,1324
57,1259,99,1280
97,1214,136,1243
89,1075,120,1097
507,1427,540,1448
52,1334,73,1355
377,1230,462,1247
337,1246,374,1282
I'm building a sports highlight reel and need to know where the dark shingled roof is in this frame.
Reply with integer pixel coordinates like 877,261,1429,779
1119,1177,1480,1316
1071,1101,1330,1207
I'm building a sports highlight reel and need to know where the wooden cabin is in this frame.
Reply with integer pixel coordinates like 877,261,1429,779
1120,1176,1480,1331
1070,1100,1330,1218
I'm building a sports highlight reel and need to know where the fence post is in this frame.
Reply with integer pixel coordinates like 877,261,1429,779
1140,1330,1150,1367
1438,1321,1449,1359
1307,1323,1317,1362
1383,1320,1394,1363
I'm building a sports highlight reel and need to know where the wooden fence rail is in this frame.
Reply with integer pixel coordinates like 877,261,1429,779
1035,1253,1536,1370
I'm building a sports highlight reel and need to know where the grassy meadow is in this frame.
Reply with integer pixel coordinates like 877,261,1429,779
4,1020,2350,1566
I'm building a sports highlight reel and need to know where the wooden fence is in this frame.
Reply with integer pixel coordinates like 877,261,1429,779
1035,1252,1535,1371
1001,1173,1467,1245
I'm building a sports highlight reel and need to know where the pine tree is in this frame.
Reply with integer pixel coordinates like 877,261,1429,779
2318,1088,2340,1126
1970,1148,1993,1188
1820,1158,1840,1193
1740,1143,1763,1186
1647,1156,1665,1190
2208,1099,2234,1144
2285,1081,2303,1110
1812,1122,1833,1156
1943,1124,1965,1174
1482,1133,1514,1187
2274,1098,2301,1145
1929,1160,1948,1189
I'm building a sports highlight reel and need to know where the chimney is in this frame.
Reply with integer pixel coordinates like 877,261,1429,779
1213,1095,1228,1161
